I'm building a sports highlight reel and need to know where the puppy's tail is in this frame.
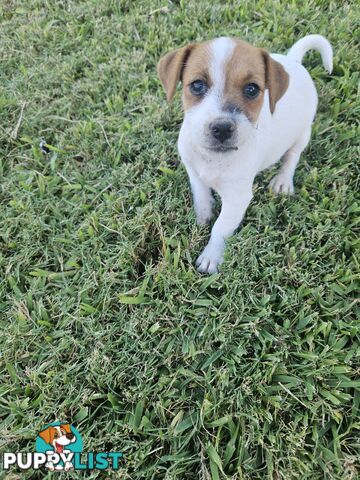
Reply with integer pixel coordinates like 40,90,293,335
287,34,333,73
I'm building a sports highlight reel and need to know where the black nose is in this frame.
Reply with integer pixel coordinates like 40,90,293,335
210,119,235,143
66,433,75,440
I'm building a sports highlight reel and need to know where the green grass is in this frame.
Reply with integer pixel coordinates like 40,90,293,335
0,0,359,478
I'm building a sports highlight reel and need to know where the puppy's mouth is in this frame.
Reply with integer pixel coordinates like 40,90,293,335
206,145,238,153
55,442,65,454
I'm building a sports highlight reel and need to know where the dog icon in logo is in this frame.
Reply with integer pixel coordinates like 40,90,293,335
38,423,76,471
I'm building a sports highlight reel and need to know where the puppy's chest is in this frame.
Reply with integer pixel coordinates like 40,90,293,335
190,157,228,190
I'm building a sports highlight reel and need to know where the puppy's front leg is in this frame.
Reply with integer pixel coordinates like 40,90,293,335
196,186,253,274
185,164,214,225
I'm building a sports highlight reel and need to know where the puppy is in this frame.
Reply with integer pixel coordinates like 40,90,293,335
158,34,333,274
38,423,76,471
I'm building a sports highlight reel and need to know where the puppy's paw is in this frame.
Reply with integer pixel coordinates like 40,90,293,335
269,174,294,195
196,245,223,274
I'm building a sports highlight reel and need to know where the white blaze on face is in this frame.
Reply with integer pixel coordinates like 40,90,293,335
209,37,235,106
189,37,235,121
54,426,73,446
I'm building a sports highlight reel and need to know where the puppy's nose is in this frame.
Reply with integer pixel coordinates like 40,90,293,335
210,119,235,143
66,433,75,440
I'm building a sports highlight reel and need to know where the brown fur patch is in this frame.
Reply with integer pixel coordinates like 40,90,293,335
60,424,72,434
38,426,57,445
180,41,213,110
224,39,267,122
223,39,289,121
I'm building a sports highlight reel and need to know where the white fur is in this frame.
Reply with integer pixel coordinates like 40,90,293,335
178,34,332,274
288,34,333,73
210,37,235,100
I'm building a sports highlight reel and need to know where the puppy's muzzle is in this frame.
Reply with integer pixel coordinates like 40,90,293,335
209,118,236,143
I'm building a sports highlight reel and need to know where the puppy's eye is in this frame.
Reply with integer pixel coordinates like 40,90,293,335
189,80,208,96
243,83,260,99
54,432,59,438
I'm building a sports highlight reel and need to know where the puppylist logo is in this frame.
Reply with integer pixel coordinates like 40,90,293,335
2,421,123,472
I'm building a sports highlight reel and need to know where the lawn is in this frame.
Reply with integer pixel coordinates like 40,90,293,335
0,0,359,478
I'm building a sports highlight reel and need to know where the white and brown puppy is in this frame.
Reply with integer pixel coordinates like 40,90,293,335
38,423,76,471
158,34,332,274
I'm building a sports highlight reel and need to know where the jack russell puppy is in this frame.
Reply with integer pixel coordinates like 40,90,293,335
157,34,333,274
38,423,76,471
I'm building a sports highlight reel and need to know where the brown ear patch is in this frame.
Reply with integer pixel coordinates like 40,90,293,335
60,423,72,434
261,50,289,114
38,426,56,445
157,44,196,102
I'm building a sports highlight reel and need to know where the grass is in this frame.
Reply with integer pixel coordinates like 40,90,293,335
0,0,359,478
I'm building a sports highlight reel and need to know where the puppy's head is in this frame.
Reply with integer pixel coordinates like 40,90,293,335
157,37,289,153
38,423,76,453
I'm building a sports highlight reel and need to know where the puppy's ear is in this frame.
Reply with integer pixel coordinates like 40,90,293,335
157,44,196,102
60,423,72,434
38,427,55,445
261,50,289,114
